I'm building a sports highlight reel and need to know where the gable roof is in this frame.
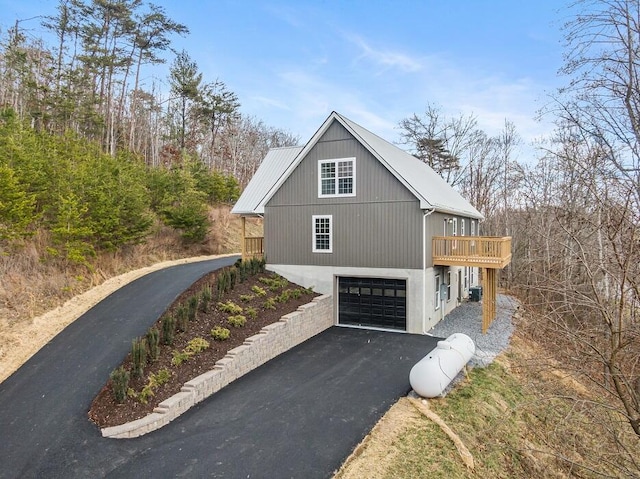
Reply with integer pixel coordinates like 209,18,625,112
232,111,484,220
231,145,303,215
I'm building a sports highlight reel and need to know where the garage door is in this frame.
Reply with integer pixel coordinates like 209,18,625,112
338,277,406,331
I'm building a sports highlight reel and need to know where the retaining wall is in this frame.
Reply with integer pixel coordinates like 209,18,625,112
102,294,333,439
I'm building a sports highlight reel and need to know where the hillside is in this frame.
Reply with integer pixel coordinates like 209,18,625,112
0,206,262,383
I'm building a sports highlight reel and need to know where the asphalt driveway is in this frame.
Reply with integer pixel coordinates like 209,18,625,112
0,257,440,478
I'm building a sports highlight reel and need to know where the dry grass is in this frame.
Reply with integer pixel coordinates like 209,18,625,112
335,313,640,478
0,206,262,383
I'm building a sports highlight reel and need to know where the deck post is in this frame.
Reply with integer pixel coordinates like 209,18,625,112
481,268,498,333
241,216,246,261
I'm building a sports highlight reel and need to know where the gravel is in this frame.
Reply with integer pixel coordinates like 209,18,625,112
427,294,519,368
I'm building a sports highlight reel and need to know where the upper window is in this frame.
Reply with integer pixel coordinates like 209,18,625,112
318,158,356,197
312,215,332,253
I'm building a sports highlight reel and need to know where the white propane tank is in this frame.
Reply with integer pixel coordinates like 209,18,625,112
409,333,475,398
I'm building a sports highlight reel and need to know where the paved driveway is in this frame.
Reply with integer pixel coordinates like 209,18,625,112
0,258,439,478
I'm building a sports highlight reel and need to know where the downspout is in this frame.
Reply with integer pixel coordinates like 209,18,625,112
422,208,436,335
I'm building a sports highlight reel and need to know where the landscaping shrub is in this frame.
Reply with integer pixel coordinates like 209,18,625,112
131,337,147,378
227,315,247,328
185,337,209,354
229,267,237,289
162,315,176,345
245,306,258,320
146,327,160,361
211,326,231,341
217,300,243,314
239,294,254,302
110,366,130,403
171,350,190,366
264,298,276,310
176,305,189,332
251,285,267,297
187,295,198,321
200,285,212,312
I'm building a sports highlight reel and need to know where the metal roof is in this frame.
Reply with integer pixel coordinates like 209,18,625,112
230,145,303,215
336,112,484,219
233,112,483,220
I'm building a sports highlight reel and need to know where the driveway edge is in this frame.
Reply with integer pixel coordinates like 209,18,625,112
101,294,333,439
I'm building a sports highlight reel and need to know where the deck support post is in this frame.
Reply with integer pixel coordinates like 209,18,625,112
241,216,246,261
481,268,497,333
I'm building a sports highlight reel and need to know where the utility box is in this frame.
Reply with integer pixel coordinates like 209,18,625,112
469,286,482,302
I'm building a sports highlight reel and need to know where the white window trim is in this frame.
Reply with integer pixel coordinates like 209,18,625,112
447,271,452,302
312,215,333,253
434,274,441,310
461,219,465,236
318,158,356,198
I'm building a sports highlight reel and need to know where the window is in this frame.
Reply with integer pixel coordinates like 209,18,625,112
471,220,476,236
461,219,465,236
434,275,441,310
318,158,356,197
312,215,332,253
447,271,452,301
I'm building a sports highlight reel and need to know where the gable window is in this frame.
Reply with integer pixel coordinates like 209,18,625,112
318,158,356,197
312,215,332,253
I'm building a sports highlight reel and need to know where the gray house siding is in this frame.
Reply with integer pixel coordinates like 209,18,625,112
265,202,422,268
265,121,423,269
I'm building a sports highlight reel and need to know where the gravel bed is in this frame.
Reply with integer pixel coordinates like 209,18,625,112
428,294,519,368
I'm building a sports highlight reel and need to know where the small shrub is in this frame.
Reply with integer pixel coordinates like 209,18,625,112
275,289,291,303
251,285,267,297
131,337,147,378
176,305,189,332
227,314,247,328
133,369,172,404
211,326,231,341
290,288,303,299
138,384,154,404
245,306,258,320
188,295,198,321
185,337,210,354
200,285,212,312
146,327,160,361
217,300,243,314
264,297,277,310
171,350,191,366
162,315,176,345
259,274,289,291
239,294,254,302
238,261,248,283
229,267,237,289
110,367,130,403
152,368,172,386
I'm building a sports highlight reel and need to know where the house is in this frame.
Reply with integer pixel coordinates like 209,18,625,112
232,111,511,334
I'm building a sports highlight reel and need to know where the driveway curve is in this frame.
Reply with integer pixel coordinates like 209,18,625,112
0,257,439,478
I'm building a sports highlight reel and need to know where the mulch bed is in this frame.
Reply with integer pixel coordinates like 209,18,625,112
88,268,318,428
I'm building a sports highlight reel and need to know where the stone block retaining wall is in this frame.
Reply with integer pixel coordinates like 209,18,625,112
102,294,333,439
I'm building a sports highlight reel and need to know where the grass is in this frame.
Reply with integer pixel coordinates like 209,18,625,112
336,330,640,479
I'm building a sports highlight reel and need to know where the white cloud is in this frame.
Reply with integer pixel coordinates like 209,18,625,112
344,33,423,74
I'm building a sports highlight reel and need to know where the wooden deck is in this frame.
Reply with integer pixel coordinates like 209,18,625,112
432,236,512,269
242,236,264,260
434,236,512,333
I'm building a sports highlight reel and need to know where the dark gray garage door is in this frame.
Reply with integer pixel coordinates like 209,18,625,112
338,277,407,331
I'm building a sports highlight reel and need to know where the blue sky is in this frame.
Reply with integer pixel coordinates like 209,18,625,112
1,0,570,154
